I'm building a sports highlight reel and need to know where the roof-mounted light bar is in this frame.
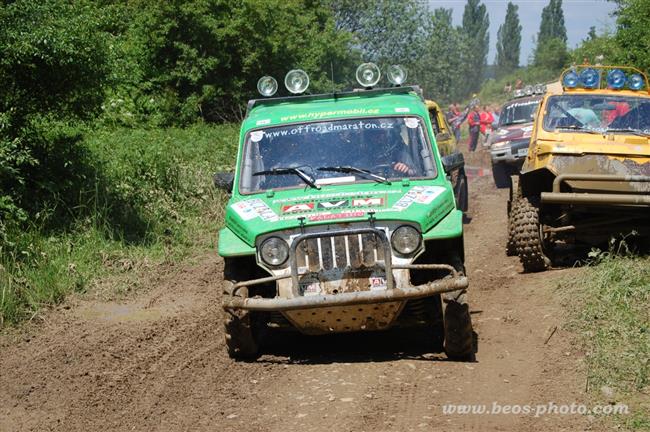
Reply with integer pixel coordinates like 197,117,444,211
560,65,649,92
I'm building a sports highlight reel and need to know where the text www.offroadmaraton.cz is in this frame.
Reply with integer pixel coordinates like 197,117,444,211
442,402,629,417
265,120,395,138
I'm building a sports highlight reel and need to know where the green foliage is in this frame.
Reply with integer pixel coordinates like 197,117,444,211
461,0,490,94
534,0,567,65
561,256,650,430
330,0,427,66
571,30,620,65
495,2,521,76
105,0,356,125
412,8,469,104
537,0,567,45
0,0,111,238
478,66,558,105
615,0,650,73
534,37,570,71
1,124,237,326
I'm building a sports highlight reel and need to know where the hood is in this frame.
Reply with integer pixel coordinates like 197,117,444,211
224,181,456,246
491,123,534,144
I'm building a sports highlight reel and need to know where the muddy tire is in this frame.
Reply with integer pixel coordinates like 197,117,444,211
511,197,550,273
223,283,259,360
454,168,469,213
442,290,474,361
506,214,517,256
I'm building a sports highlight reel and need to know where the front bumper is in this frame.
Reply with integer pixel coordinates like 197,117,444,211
222,227,467,322
540,174,650,205
490,139,530,164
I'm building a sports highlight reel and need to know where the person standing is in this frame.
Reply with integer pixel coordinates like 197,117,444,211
446,104,462,142
479,105,494,145
467,105,481,152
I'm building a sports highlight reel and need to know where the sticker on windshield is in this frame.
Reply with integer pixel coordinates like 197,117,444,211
250,130,265,142
232,199,278,222
404,118,419,129
393,186,445,210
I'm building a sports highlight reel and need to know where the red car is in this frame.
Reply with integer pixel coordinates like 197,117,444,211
488,94,543,188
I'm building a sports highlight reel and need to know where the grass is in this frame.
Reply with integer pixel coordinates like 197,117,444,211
0,123,238,326
560,255,650,430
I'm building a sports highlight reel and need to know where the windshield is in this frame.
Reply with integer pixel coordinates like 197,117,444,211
499,99,540,127
542,94,650,134
239,117,436,193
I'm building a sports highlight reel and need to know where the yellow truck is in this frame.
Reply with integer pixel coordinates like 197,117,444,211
508,66,650,272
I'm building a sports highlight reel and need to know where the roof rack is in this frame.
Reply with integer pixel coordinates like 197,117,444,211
245,85,424,118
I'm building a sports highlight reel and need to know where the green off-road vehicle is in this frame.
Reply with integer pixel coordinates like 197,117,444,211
215,65,473,360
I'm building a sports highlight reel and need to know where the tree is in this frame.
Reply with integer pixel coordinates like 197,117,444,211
413,8,469,103
534,0,567,69
495,2,522,76
615,0,650,73
461,0,489,93
330,0,429,67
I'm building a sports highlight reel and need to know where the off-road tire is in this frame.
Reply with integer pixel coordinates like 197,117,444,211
442,290,474,361
511,197,550,272
223,283,259,360
492,162,511,189
454,168,469,213
506,214,517,256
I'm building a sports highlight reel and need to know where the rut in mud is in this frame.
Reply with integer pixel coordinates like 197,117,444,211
0,173,601,432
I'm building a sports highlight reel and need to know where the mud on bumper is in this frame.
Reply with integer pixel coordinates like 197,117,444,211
540,173,650,205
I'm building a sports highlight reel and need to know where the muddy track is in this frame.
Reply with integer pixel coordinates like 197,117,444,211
0,172,602,431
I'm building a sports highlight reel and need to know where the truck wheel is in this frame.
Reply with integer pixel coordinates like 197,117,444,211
511,197,551,272
223,283,259,360
442,290,474,361
454,168,469,213
491,162,511,189
506,214,517,256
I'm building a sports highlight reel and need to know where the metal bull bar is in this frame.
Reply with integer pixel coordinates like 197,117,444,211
541,173,650,205
223,227,468,312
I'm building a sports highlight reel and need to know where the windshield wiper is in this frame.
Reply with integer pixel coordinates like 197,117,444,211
556,125,601,134
604,128,650,137
253,167,320,189
318,166,391,185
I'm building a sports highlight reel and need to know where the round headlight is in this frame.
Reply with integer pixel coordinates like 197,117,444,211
628,74,645,90
579,68,600,89
356,62,381,88
524,85,534,96
533,83,546,94
562,71,579,88
260,237,289,266
257,76,278,97
387,65,407,86
284,69,310,94
606,69,626,90
391,226,421,255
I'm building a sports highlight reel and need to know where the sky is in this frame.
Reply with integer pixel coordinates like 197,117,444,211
427,0,618,65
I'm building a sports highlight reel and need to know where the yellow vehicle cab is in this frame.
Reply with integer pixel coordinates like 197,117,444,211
425,100,468,212
508,65,650,271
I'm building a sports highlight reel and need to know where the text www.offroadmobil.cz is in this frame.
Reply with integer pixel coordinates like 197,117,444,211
441,402,629,417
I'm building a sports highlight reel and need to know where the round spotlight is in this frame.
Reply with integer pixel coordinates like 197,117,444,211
284,69,310,94
387,65,407,86
356,62,381,88
563,71,579,88
628,74,645,90
579,68,600,89
257,76,278,97
524,85,534,96
606,69,626,90
533,83,546,94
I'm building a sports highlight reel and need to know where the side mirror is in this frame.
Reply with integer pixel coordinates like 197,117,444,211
213,172,234,193
441,151,465,174
436,131,451,142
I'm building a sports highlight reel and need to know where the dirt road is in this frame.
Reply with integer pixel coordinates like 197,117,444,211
0,173,600,432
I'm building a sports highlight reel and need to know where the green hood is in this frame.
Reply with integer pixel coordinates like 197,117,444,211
221,179,456,249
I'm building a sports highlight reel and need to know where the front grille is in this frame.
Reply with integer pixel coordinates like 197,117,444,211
295,232,386,272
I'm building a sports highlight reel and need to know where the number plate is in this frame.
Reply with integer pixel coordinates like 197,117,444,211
517,148,528,157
